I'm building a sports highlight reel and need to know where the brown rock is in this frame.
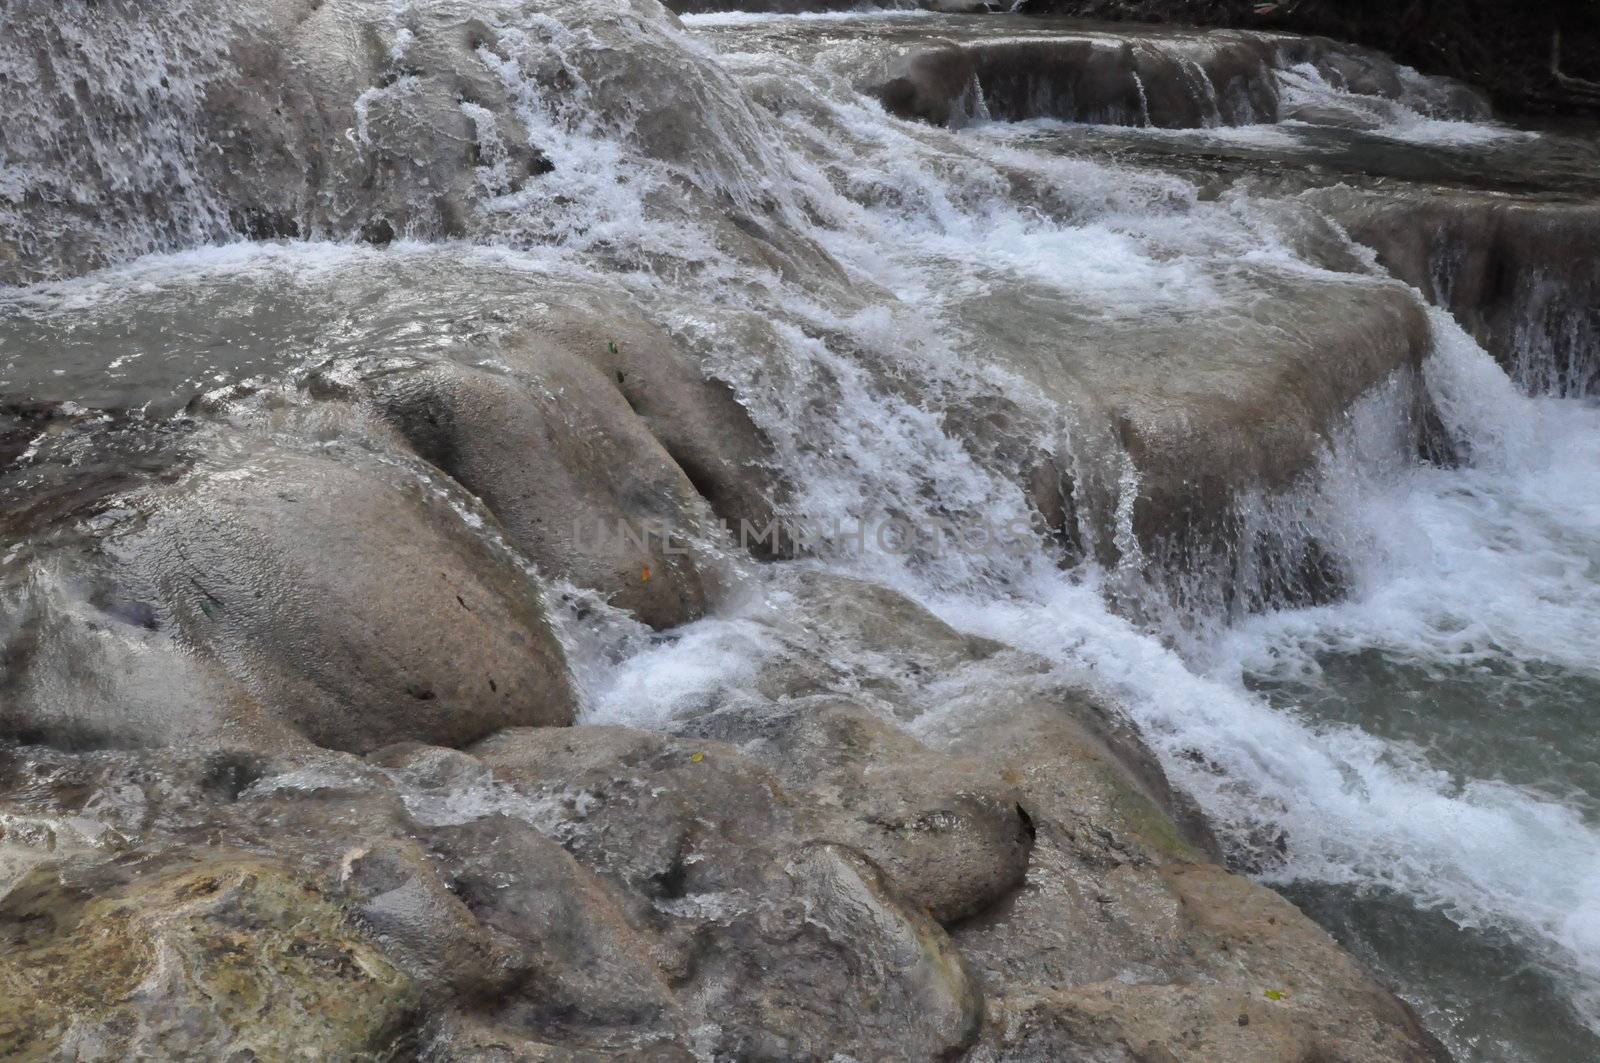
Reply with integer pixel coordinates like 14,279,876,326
1,443,576,752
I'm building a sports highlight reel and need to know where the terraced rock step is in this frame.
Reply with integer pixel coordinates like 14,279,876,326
684,14,1486,130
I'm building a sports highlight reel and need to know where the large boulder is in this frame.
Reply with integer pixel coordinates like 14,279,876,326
941,260,1430,601
637,573,1444,1062
939,698,1443,1062
306,260,785,627
0,440,576,752
357,358,726,630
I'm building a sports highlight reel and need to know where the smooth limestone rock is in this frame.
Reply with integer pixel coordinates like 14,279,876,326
948,264,1432,587
309,262,785,626
392,727,986,1059
686,698,1037,925
940,699,1444,1062
361,359,722,630
906,31,1285,128
1,245,783,627
1,441,576,752
4,0,548,279
424,816,685,1048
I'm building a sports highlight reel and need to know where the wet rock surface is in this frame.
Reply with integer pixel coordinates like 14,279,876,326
984,99,1600,403
0,0,792,286
0,854,418,1060
0,579,1445,1060
1312,188,1600,396
690,14,1487,131
1,440,577,752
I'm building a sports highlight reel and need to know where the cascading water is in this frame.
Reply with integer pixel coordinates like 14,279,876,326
615,17,1600,1057
0,0,231,272
3,3,1599,1059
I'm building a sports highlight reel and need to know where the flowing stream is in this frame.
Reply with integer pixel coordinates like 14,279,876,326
4,6,1599,1058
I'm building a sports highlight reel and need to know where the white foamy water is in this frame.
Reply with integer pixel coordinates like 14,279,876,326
1275,61,1532,146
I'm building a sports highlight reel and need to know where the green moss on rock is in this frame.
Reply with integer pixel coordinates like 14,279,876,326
0,857,417,1061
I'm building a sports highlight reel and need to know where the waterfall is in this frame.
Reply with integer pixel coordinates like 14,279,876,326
3,4,1599,1056
0,0,231,277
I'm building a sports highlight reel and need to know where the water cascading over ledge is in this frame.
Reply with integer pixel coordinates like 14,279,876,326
688,15,1491,132
1314,188,1600,397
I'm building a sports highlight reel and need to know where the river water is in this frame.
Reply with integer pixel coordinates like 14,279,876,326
3,7,1598,1058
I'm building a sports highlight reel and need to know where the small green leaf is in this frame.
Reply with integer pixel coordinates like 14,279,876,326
1264,989,1285,1001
